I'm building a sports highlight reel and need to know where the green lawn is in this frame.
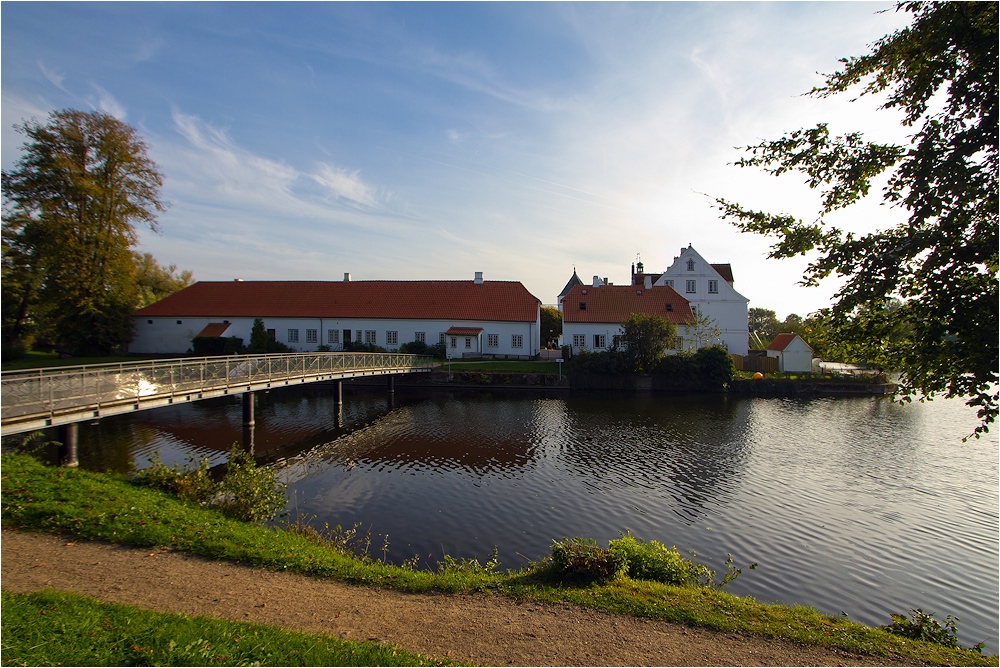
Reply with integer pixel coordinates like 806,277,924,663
1,590,449,667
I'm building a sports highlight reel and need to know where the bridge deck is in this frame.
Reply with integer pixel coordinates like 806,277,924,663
1,352,434,435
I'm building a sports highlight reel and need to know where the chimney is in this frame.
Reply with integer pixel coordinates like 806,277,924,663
644,276,653,289
592,275,601,288
474,271,484,284
344,272,351,282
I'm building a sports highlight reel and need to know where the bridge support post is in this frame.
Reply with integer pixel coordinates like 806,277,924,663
242,392,255,455
59,423,79,468
335,381,343,407
387,375,395,394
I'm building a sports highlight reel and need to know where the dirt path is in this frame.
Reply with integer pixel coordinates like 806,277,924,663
2,529,898,666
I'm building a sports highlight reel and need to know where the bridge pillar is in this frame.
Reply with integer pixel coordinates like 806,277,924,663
335,380,343,407
59,423,79,468
387,375,395,394
242,392,255,455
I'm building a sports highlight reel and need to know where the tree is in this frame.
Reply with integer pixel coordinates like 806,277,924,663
540,305,562,348
748,307,780,349
714,2,997,435
247,317,270,354
2,109,167,356
621,313,677,373
686,310,722,351
134,252,193,309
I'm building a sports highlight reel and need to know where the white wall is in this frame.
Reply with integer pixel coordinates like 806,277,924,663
562,321,688,356
766,337,814,372
131,315,540,357
654,246,749,355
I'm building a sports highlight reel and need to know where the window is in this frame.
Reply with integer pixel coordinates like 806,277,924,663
176,320,183,325
579,302,587,311
386,331,398,346
328,329,340,344
306,329,318,344
665,303,674,312
512,334,523,348
365,330,376,344
708,280,719,294
665,280,673,288
488,334,499,347
465,337,472,349
686,280,697,294
686,259,695,271
415,332,425,343
267,329,276,341
147,320,153,325
573,334,586,348
356,330,362,344
439,332,447,344
594,334,606,349
450,336,457,348
288,329,300,343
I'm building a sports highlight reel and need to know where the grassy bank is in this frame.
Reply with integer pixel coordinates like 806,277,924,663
2,453,994,666
1,590,449,667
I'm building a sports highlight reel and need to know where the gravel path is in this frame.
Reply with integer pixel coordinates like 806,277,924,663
2,529,899,666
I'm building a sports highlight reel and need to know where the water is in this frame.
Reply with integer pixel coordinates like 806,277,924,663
10,383,998,652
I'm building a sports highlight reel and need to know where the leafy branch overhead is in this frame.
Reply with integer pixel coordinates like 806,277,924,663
715,1,998,435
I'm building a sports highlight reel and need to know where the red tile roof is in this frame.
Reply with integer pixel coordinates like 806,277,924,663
137,281,540,322
446,327,484,336
561,285,694,324
195,322,232,338
766,333,812,351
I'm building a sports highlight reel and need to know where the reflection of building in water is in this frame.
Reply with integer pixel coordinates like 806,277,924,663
557,394,753,521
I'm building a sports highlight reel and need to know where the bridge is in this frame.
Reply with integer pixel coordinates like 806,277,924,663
1,352,436,443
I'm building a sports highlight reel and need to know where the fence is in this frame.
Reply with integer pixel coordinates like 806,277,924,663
1,352,434,434
731,354,780,373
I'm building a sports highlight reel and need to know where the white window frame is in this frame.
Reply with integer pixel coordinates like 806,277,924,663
573,334,586,348
450,336,457,348
686,279,697,294
664,279,673,288
356,330,363,344
439,332,447,344
287,329,299,343
306,329,318,344
328,330,340,345
594,334,606,349
487,334,499,348
512,334,523,349
708,279,719,294
386,331,398,346
687,259,695,271
415,332,425,343
365,330,376,344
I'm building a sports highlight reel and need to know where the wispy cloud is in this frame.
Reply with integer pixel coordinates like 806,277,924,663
89,84,127,119
311,163,380,208
37,61,66,90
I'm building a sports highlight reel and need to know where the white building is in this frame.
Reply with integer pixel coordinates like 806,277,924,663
653,245,749,355
766,333,814,372
132,273,542,358
561,282,695,355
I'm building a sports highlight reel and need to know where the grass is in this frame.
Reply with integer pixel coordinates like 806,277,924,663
2,452,995,666
1,590,450,666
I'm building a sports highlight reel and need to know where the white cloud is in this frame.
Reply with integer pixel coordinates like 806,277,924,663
89,85,127,120
311,163,380,208
37,61,66,90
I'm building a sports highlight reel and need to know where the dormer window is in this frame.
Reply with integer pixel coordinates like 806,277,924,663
579,302,587,311
686,259,695,271
665,304,673,312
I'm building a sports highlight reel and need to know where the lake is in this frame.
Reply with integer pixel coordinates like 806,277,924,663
16,383,999,653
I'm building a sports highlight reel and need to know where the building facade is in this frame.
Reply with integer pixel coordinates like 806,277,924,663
132,274,542,358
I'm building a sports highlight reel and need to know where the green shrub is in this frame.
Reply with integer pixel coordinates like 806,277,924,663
550,537,626,582
191,336,245,356
608,533,713,586
882,608,984,653
133,452,215,502
344,341,388,353
215,447,288,523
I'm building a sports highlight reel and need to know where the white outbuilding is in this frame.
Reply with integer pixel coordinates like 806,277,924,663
765,333,814,373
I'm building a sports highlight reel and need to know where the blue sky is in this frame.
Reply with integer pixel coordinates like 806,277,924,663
2,2,912,317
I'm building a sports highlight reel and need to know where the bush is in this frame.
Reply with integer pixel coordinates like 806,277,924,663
550,537,626,582
882,608,983,653
344,341,388,353
191,336,244,356
399,340,431,355
133,446,286,523
608,533,713,587
567,350,630,375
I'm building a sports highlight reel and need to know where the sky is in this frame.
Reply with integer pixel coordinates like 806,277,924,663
2,2,914,319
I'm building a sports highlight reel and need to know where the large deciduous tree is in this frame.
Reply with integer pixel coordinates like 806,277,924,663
715,2,997,435
621,313,677,373
2,109,167,356
134,252,193,309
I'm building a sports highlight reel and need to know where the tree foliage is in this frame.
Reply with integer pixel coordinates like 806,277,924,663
540,305,562,346
2,110,167,356
748,308,780,349
134,252,193,309
715,2,998,434
621,312,677,373
686,310,722,351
